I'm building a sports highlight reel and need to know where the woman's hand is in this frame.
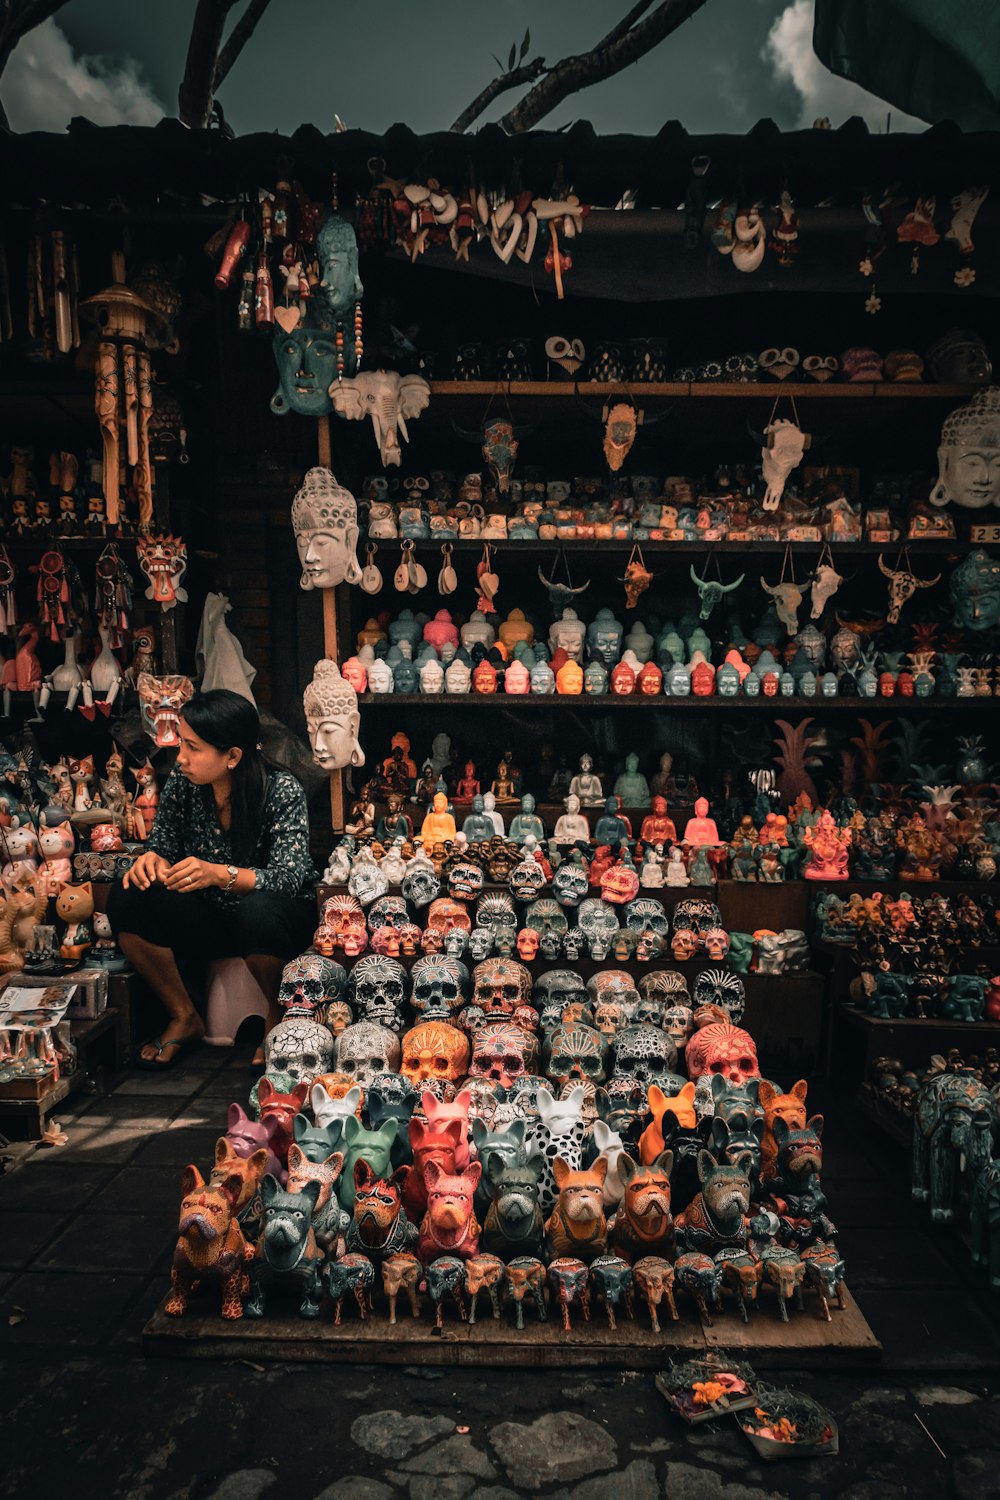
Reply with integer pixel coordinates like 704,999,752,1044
163,857,224,893
123,850,171,891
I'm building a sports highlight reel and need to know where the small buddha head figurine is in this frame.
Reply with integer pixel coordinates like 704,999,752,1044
291,467,361,587
303,659,363,770
315,210,364,320
930,387,1000,510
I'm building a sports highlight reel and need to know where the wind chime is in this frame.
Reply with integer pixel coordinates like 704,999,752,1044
80,252,166,528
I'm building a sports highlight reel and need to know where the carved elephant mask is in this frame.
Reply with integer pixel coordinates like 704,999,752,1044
330,370,431,467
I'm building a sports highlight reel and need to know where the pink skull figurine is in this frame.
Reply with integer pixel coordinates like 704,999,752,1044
468,1019,537,1088
685,1023,760,1086
516,927,540,961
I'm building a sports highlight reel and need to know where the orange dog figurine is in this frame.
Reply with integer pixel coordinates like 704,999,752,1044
545,1158,608,1264
166,1164,252,1319
759,1079,808,1182
639,1082,697,1163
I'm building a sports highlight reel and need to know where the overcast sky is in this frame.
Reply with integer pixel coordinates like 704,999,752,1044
4,0,925,137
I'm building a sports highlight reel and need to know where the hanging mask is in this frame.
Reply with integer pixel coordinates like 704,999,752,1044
689,562,744,621
621,545,652,609
603,402,640,471
759,418,810,510
878,550,941,625
137,534,189,610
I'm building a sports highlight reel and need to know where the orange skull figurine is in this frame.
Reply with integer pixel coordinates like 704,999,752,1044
400,1021,471,1090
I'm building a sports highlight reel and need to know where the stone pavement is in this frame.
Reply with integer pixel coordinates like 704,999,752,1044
3,1044,1000,1500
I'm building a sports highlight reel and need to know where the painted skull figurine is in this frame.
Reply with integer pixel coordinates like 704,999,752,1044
543,1023,609,1087
410,955,471,1022
348,955,410,1031
663,1004,695,1052
623,898,671,939
471,958,534,1021
577,899,620,945
278,954,348,1019
533,970,589,1030
477,892,519,932
510,856,546,901
553,861,590,908
400,1022,470,1089
335,1021,402,1089
587,970,640,1020
264,1017,335,1089
611,1024,679,1088
368,895,411,933
638,970,690,1005
468,1019,536,1088
692,969,747,1024
401,855,441,908
685,1023,760,1085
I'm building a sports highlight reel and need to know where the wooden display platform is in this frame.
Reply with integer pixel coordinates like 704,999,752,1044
144,1286,880,1370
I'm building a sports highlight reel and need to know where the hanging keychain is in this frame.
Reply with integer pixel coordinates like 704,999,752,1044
0,544,17,632
361,541,383,594
438,542,457,595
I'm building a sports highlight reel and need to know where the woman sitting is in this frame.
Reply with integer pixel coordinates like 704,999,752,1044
107,689,317,1068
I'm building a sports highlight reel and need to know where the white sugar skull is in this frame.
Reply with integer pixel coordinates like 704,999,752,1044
411,955,470,1021
577,898,619,942
476,891,518,931
623,898,670,937
402,853,441,908
264,1017,335,1088
348,846,389,905
348,955,410,1030
334,1020,402,1088
611,1023,679,1087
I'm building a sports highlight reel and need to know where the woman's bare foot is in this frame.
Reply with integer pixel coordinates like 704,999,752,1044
251,1044,266,1068
139,1012,205,1065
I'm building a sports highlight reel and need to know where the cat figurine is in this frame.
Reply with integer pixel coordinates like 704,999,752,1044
57,880,95,961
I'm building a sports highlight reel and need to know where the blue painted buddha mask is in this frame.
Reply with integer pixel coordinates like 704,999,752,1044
271,324,338,416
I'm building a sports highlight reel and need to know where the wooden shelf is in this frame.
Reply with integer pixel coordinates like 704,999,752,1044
360,538,971,555
841,1006,1000,1033
359,693,996,713
430,381,979,401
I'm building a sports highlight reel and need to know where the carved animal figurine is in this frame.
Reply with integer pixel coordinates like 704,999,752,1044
527,1085,587,1215
346,1159,417,1262
482,1154,545,1260
424,1254,467,1327
471,1117,531,1216
913,1070,998,1223
545,1158,609,1264
674,1150,757,1256
421,1088,473,1168
418,1160,481,1263
505,1255,547,1329
611,1151,675,1263
245,1176,324,1319
311,1081,362,1131
588,1119,628,1208
336,1115,398,1213
715,1247,762,1323
226,1103,284,1184
639,1082,696,1162
589,1254,634,1330
292,1112,346,1166
548,1256,591,1331
256,1079,309,1166
131,761,160,840
403,1115,464,1222
366,1081,418,1170
800,1239,847,1320
381,1251,422,1323
57,880,94,961
326,1252,375,1324
285,1141,347,1260
465,1252,505,1323
209,1137,269,1242
758,1079,809,1183
0,823,40,885
165,1164,251,1320
38,820,74,895
674,1251,723,1324
0,878,47,973
760,1245,805,1322
631,1255,678,1331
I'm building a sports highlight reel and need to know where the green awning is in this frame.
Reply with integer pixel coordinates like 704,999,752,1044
813,0,1000,130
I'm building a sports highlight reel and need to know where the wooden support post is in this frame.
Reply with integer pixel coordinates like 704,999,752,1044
316,414,345,832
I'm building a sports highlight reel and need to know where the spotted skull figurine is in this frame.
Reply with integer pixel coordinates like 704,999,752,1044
543,1023,609,1087
410,955,471,1022
611,1024,679,1089
348,955,410,1031
334,1021,402,1089
468,1019,537,1088
400,1021,470,1090
692,968,746,1025
264,1016,336,1089
685,1023,760,1085
278,954,348,1020
402,854,441,908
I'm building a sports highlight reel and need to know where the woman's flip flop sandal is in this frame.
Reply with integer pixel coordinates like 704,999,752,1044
135,1035,199,1071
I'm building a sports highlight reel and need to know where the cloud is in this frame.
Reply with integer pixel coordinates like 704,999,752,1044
763,0,926,131
3,18,164,132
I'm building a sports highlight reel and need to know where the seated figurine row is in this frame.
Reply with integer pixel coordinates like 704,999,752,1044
814,888,998,949
858,970,1000,1023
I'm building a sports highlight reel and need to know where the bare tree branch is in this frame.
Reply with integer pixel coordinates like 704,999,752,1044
214,0,272,89
450,56,547,134
179,0,239,128
500,0,709,134
596,0,658,50
0,0,70,126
